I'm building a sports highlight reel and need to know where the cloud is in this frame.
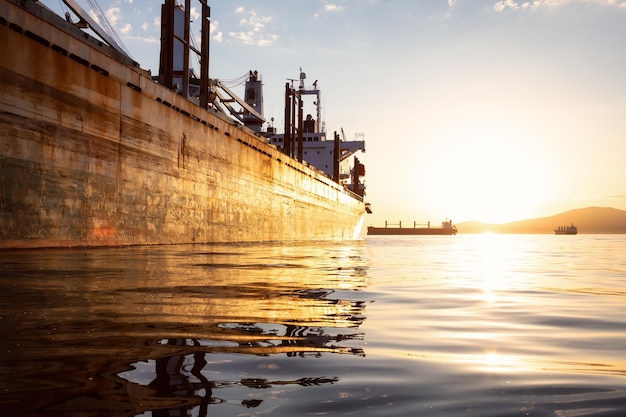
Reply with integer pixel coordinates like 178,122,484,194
324,4,346,13
314,2,347,17
493,0,520,11
228,9,278,46
211,20,223,42
494,0,626,12
125,35,159,44
100,7,134,35
190,7,200,21
118,23,132,34
104,7,122,27
229,30,278,46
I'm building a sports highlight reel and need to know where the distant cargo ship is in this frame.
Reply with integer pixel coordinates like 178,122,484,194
0,0,370,248
554,224,578,235
367,220,457,236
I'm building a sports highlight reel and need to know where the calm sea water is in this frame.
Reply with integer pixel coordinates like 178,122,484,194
1,234,625,416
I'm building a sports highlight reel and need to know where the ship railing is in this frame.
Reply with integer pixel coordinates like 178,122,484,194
383,221,402,228
298,160,364,202
381,221,432,228
344,188,364,202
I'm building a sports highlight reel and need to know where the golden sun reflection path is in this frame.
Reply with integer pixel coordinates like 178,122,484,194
364,234,626,380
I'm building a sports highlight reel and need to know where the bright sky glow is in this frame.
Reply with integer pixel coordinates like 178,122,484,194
45,0,626,224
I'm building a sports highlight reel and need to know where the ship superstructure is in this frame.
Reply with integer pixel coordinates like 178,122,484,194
266,70,367,198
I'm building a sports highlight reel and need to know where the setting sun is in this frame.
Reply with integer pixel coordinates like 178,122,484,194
411,119,554,224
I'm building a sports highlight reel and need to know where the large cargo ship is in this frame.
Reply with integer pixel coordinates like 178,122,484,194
367,220,457,236
0,0,369,248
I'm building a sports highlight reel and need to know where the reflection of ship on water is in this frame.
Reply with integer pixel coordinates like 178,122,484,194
115,291,367,416
0,243,369,416
2,286,367,416
217,321,366,357
140,336,347,416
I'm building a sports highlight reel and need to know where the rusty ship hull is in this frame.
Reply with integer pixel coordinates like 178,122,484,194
0,0,366,248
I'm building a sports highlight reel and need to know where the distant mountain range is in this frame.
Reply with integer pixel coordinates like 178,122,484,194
455,207,626,234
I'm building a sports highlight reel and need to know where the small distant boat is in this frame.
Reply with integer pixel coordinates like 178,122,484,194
554,224,578,235
367,220,457,236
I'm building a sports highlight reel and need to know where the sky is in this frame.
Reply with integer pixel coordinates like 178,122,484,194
47,0,626,224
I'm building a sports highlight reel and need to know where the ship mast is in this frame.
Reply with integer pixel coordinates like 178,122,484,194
283,69,324,162
158,0,211,108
